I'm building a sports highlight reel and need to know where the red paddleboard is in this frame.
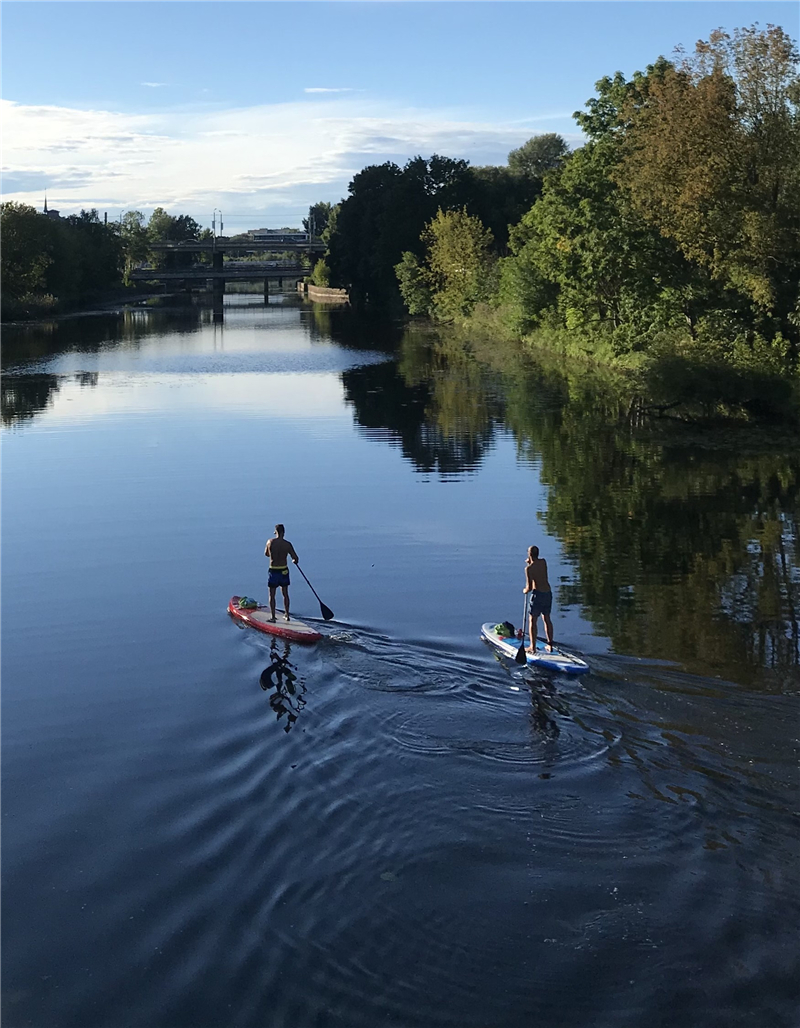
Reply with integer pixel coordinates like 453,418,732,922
228,596,323,643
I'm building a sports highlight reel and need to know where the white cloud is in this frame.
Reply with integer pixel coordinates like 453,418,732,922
141,82,168,88
1,97,584,226
304,87,355,94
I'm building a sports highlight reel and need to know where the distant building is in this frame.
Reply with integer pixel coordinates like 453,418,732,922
43,195,60,219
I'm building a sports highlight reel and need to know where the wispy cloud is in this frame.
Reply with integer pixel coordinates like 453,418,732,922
304,87,355,94
1,97,583,225
141,82,168,88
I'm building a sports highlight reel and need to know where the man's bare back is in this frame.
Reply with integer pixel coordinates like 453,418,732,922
265,536,297,567
524,557,551,593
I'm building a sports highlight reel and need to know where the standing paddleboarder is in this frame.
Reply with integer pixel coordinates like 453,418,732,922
523,545,554,653
265,524,299,622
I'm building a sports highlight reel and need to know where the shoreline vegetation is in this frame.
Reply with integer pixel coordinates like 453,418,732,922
3,24,798,425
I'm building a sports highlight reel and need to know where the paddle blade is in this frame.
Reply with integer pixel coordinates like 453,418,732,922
320,602,335,621
514,641,528,665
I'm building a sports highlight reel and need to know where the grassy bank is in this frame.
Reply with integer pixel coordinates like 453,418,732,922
459,303,800,426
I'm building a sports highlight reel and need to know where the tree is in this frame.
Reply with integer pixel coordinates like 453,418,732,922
467,165,543,251
119,211,150,283
310,257,331,287
1,204,124,317
619,25,800,322
303,201,333,238
0,203,54,306
147,207,201,269
327,156,475,306
503,135,696,339
396,208,496,322
507,133,569,177
395,251,432,315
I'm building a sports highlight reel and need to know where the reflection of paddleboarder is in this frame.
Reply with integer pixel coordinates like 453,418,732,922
260,640,305,733
523,545,554,653
265,524,299,623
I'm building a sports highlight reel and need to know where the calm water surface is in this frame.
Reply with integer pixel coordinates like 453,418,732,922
3,294,799,1028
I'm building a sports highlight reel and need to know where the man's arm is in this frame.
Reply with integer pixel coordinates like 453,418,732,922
265,540,271,558
289,543,299,565
523,563,533,593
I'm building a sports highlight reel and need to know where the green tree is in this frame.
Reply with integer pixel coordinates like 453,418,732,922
0,203,54,308
395,251,432,315
327,155,474,306
466,165,542,251
504,135,699,340
507,133,569,177
148,207,201,269
303,202,333,238
402,208,497,322
619,25,800,324
310,257,331,287
119,211,150,283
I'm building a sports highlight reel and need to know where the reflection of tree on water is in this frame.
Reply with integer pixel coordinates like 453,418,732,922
260,640,306,733
2,372,101,425
2,374,63,425
342,330,502,476
2,304,205,375
351,326,799,679
307,305,403,354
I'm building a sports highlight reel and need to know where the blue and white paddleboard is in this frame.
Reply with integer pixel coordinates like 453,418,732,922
481,622,590,674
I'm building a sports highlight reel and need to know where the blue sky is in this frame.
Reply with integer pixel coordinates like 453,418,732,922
3,1,797,230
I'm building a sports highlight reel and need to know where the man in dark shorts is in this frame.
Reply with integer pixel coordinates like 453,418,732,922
265,524,299,622
523,545,554,652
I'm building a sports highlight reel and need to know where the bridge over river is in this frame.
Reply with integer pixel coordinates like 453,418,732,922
131,237,325,299
131,260,305,286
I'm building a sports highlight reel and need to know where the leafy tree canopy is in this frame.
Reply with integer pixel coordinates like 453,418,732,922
507,133,569,177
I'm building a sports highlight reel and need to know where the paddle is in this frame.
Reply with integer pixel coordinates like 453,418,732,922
515,592,529,665
296,565,334,620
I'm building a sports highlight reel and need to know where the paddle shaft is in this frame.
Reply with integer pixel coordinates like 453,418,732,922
296,565,334,620
515,592,529,664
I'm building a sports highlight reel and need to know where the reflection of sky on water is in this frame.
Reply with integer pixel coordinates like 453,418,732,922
6,372,354,424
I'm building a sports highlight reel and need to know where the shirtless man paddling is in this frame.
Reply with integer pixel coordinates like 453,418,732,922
265,524,299,622
523,545,554,653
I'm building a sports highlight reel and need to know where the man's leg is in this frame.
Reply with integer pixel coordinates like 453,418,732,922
268,585,277,622
281,585,290,620
542,613,554,651
527,610,537,653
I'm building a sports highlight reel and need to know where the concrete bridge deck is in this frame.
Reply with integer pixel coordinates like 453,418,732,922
150,240,325,254
131,263,306,281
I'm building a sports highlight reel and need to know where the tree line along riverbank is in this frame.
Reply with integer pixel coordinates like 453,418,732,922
312,24,799,424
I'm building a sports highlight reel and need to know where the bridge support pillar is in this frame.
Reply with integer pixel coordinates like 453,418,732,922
264,278,269,304
212,251,225,305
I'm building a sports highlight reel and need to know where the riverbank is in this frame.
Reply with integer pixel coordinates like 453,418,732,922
0,285,169,325
441,304,800,427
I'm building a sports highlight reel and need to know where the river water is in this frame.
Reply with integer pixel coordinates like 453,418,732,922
3,294,798,1028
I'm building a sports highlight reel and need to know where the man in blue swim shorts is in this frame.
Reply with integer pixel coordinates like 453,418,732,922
265,524,299,622
523,545,554,653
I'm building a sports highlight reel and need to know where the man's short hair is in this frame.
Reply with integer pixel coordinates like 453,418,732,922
529,545,539,558
275,523,285,535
